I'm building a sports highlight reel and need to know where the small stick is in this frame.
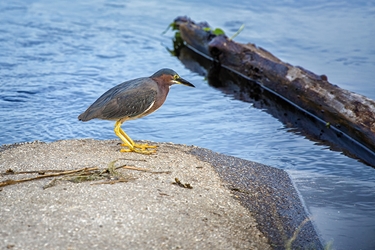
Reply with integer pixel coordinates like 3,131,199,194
3,169,68,175
118,165,171,174
0,167,98,187
117,165,151,172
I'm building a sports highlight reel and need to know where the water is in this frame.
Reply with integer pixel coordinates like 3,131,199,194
1,1,375,249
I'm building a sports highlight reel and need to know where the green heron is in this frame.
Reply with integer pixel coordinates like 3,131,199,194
78,68,195,154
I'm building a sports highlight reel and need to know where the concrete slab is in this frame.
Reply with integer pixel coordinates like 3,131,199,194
0,139,322,249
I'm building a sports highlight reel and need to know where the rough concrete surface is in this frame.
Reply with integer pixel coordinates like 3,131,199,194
191,148,323,250
0,139,271,250
1,139,323,250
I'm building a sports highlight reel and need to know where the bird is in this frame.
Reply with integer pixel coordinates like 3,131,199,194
78,68,195,154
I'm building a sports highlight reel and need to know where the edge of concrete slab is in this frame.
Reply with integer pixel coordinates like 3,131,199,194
189,147,323,249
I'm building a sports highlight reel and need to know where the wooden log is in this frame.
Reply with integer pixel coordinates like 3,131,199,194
174,16,375,163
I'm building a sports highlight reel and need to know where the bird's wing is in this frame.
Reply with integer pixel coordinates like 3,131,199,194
78,77,158,121
100,86,157,120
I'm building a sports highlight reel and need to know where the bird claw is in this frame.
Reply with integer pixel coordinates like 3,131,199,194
121,143,157,149
120,147,156,154
135,143,157,149
120,144,157,154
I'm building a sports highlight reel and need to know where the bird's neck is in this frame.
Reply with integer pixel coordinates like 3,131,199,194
154,79,171,108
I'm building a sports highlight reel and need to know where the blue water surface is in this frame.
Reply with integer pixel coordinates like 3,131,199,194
1,1,375,249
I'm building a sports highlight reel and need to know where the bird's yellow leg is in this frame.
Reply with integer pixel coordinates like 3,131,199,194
114,121,156,154
118,127,157,149
114,121,156,150
118,127,135,145
114,121,134,151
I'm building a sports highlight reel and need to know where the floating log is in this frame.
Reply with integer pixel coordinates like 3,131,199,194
173,16,375,166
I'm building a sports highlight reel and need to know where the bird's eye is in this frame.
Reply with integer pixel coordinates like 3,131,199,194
174,74,179,80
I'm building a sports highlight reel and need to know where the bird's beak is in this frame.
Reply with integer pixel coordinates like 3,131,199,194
175,77,195,88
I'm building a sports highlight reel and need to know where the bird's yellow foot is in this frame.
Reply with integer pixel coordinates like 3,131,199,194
134,143,157,149
120,147,156,154
121,143,157,149
120,142,157,154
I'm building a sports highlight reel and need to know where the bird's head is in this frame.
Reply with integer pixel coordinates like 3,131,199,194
151,68,195,88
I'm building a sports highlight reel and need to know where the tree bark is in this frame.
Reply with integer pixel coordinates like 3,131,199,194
174,16,375,163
